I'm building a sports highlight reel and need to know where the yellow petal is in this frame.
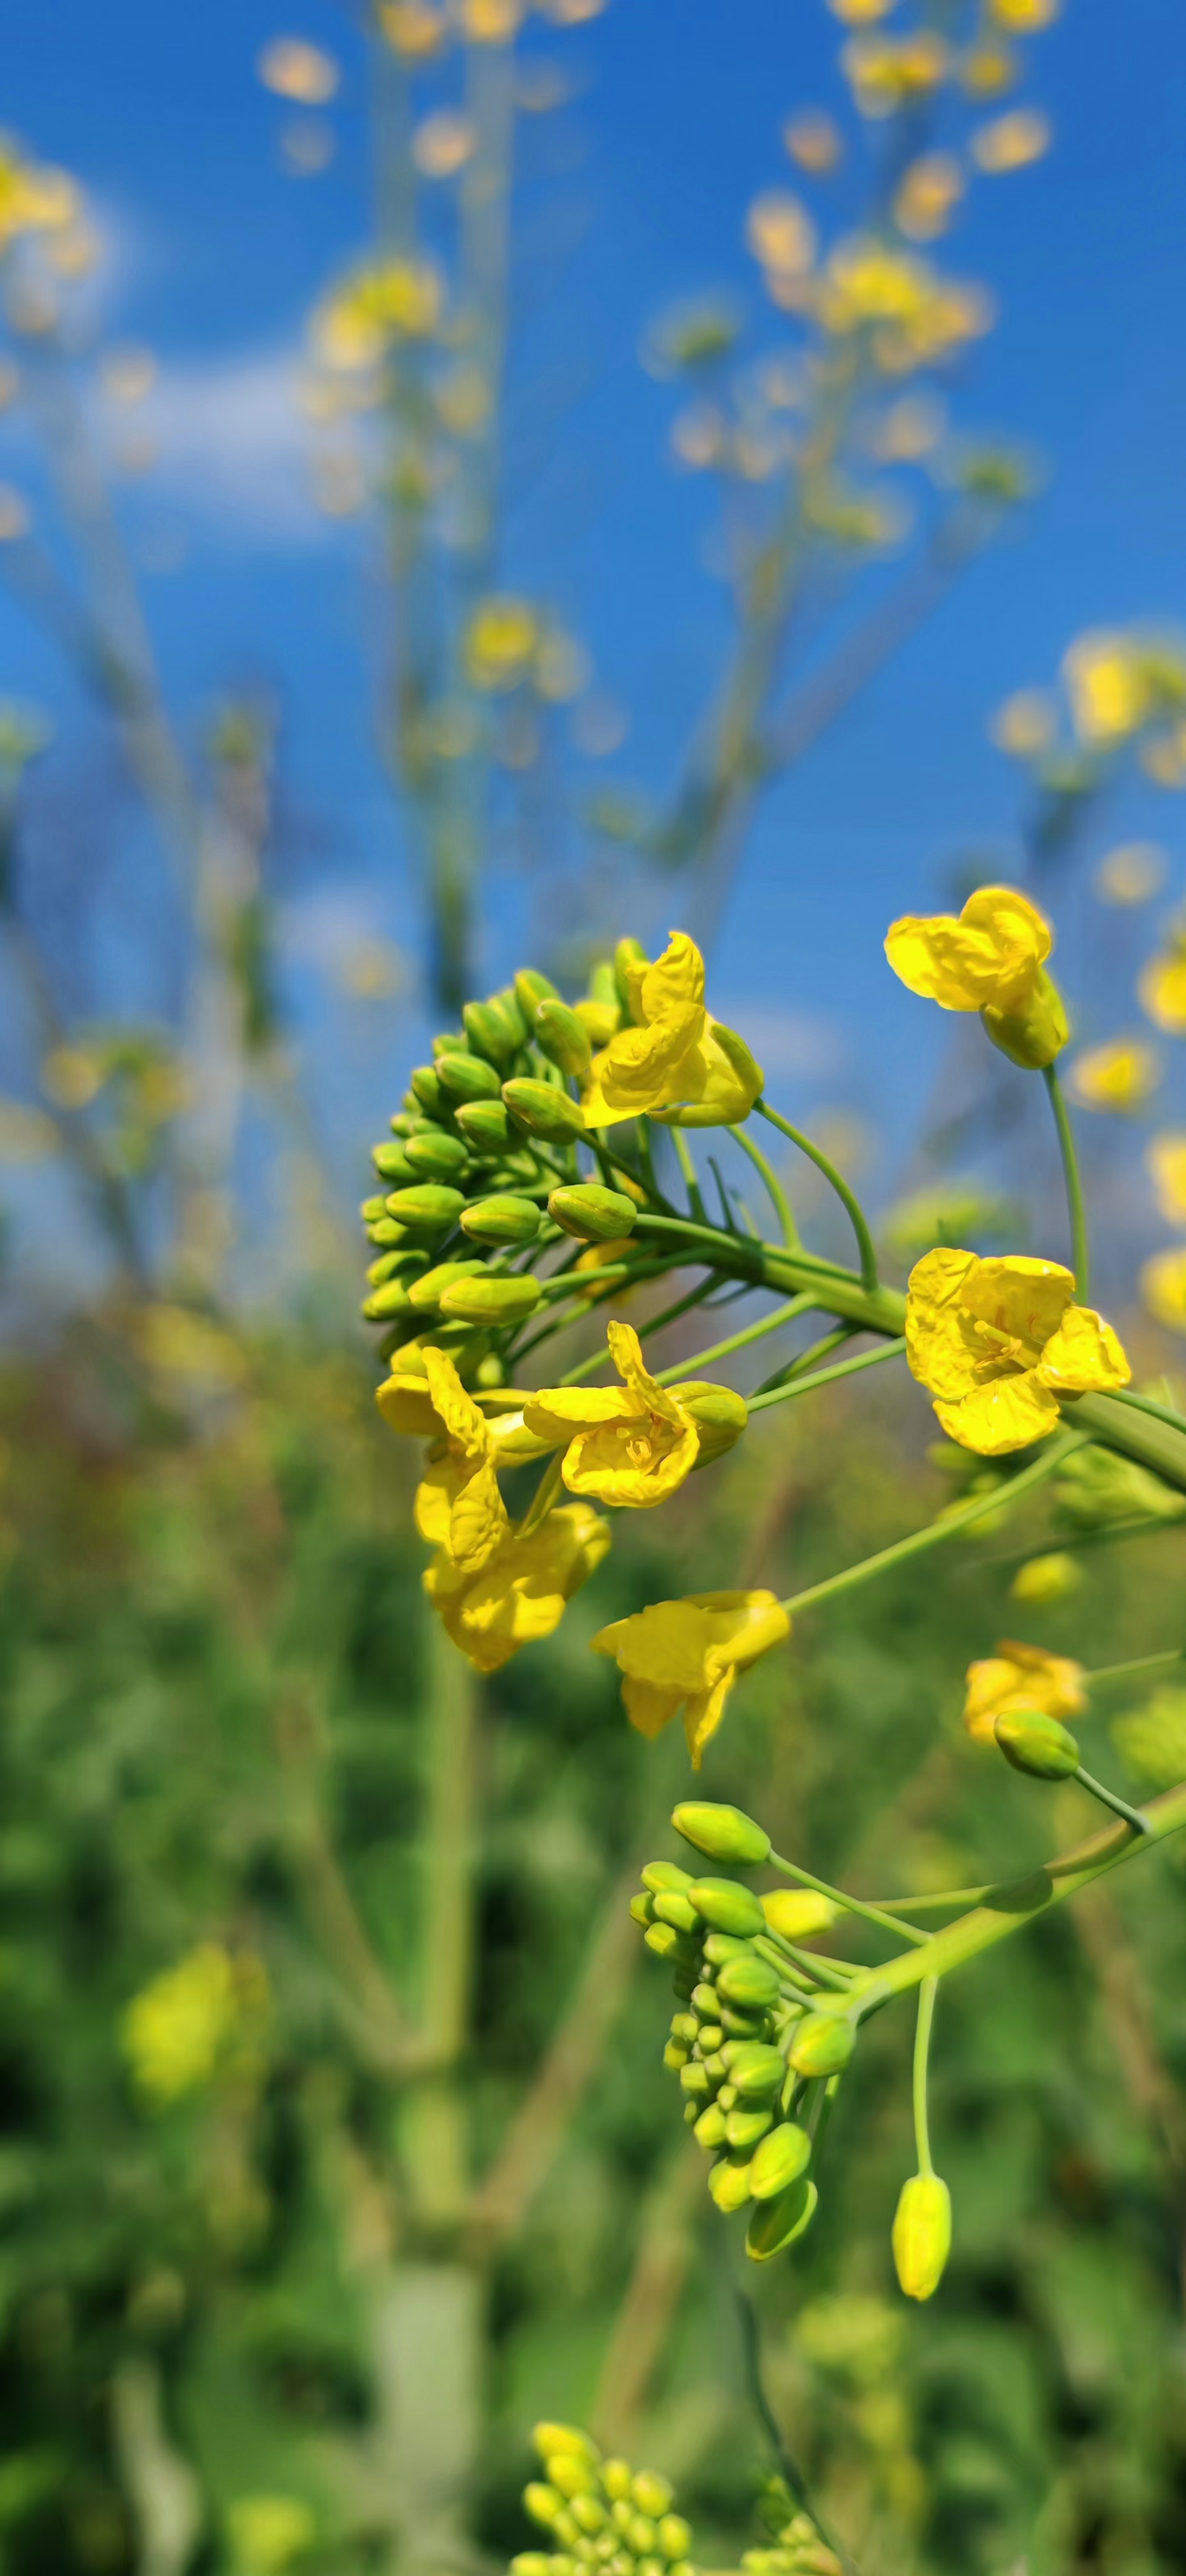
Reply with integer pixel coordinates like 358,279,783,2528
583,1009,703,1126
523,1385,635,1439
934,1370,1061,1453
422,1344,490,1462
561,1411,700,1506
684,1671,734,1767
650,1017,765,1128
960,1254,1075,1348
377,1376,443,1438
622,1675,683,1740
1140,953,1186,1038
449,1455,509,1572
1038,1302,1130,1395
905,1246,980,1395
886,885,1051,1014
414,1458,462,1546
640,931,705,1023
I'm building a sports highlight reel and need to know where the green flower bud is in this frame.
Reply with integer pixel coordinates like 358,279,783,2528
701,1932,748,1966
656,2520,691,2563
535,2426,599,2465
525,2485,563,2527
367,1250,408,1287
645,1922,695,1963
679,2062,712,2103
572,2500,606,2537
464,997,521,1069
550,2456,598,2501
749,2122,812,2202
504,1077,587,1144
721,2005,771,2039
708,2154,753,2213
994,1706,1080,1779
629,1893,654,1927
535,999,593,1080
688,1880,766,1937
410,1064,450,1117
980,967,1069,1072
715,2083,737,2111
726,2043,785,2100
663,2040,689,2071
371,1142,417,1184
383,1184,466,1236
693,2102,728,2150
407,1261,488,1314
725,2104,774,2152
511,2557,553,2576
362,1278,416,1321
690,1982,718,2020
360,1194,388,1223
405,1130,470,1182
675,1382,749,1469
436,1050,503,1103
697,2024,725,2057
548,1184,638,1243
651,1891,699,1934
455,1098,515,1153
641,1862,693,1895
716,1954,782,2012
788,2014,855,2078
672,1802,771,1866
367,1218,408,1247
389,1114,417,1136
670,2013,698,2046
461,1193,543,1246
603,2467,633,2508
438,1273,544,1324
745,2175,818,2263
626,2518,657,2557
891,2171,951,2301
614,937,651,1020
636,2559,666,2576
514,966,560,1024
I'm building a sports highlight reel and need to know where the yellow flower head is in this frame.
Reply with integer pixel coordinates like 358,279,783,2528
894,153,964,242
1139,942,1186,1038
581,931,762,1130
408,1346,509,1574
523,1319,708,1508
1068,1036,1160,1114
425,1502,610,1672
228,2498,316,2576
1142,1245,1186,1335
905,1248,1130,1453
884,884,1067,1069
970,107,1052,174
592,1590,790,1767
122,1944,269,2105
989,0,1059,26
842,33,948,119
1096,841,1166,906
312,257,442,370
378,2,447,61
1062,631,1148,744
0,141,78,252
1147,1133,1186,1228
963,1637,1085,1745
464,595,539,691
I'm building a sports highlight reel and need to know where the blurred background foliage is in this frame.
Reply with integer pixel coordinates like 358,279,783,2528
1,3,1186,2574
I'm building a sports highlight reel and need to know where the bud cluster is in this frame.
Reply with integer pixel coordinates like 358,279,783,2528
743,2515,842,2576
512,2425,695,2576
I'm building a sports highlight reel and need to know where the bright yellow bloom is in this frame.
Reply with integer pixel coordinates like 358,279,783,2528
524,1320,701,1507
464,595,539,690
1063,631,1148,744
228,2498,316,2575
1147,1134,1186,1227
0,141,77,252
842,33,948,119
1068,1036,1160,1113
989,0,1059,26
963,1638,1085,1745
312,258,442,369
122,1945,269,2104
592,1591,790,1767
894,153,964,242
905,1248,1130,1454
410,1347,509,1573
581,931,762,1130
1010,1551,1082,1605
1142,1246,1186,1335
1139,943,1186,1037
425,1503,610,1672
884,884,1067,1068
970,108,1052,173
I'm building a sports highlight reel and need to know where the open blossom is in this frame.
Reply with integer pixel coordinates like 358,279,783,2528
425,1503,610,1673
581,931,762,1130
1139,942,1186,1038
1147,1135,1186,1228
1141,1246,1186,1335
885,885,1067,1068
592,1590,790,1767
963,1639,1086,1745
407,1346,509,1574
1068,1036,1160,1113
524,1322,747,1508
905,1248,1130,1454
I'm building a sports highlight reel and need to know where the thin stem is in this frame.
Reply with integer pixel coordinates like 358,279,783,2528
519,1450,566,1538
735,2296,861,2576
1103,1384,1186,1437
769,1848,930,1949
1074,1765,1153,1837
732,1122,800,1250
781,1432,1087,1620
651,1294,817,1389
755,1325,854,1396
1043,1064,1089,1293
670,1126,708,1224
1086,1648,1185,1689
749,1337,905,1415
869,1887,994,1914
756,1098,878,1291
754,1931,854,1996
912,1977,938,2176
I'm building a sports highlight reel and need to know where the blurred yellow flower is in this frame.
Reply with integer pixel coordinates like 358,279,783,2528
962,43,1017,100
990,687,1055,756
828,0,895,17
461,0,523,36
413,111,476,176
100,345,157,406
783,111,843,175
412,1347,509,1572
1147,1135,1186,1227
537,0,608,17
257,38,339,103
592,1591,790,1766
867,392,946,461
1142,721,1186,788
1139,944,1186,1037
524,1320,702,1508
746,190,817,280
312,258,442,369
425,1502,610,1671
123,1945,268,2105
581,931,762,1130
906,1248,1130,1453
1142,1246,1186,1334
894,153,964,243
1063,631,1148,744
464,595,539,691
377,0,447,57
1010,1550,1082,1604
1068,1036,1160,1113
963,1638,1085,1745
822,234,990,370
42,1043,102,1107
1111,1687,1186,1790
228,2497,316,2575
0,141,78,250
989,0,1059,26
885,884,1067,1067
971,108,1052,174
1095,841,1166,906
843,32,948,119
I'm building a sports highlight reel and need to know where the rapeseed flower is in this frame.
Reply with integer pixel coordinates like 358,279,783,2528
227,2499,316,2575
0,141,77,252
894,154,964,242
1147,1134,1186,1227
905,1248,1130,1453
581,930,762,1129
1141,1246,1186,1334
424,1503,610,1671
1096,842,1166,906
1063,631,1149,744
122,1945,268,2105
312,258,442,370
971,108,1051,173
592,1590,790,1765
884,884,1067,1068
464,595,539,691
963,1638,1085,1744
1068,1036,1160,1113
524,1320,701,1507
1139,939,1186,1036
410,1347,508,1572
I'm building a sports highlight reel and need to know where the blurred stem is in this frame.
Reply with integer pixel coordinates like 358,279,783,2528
1043,1064,1089,1292
732,1121,799,1248
735,2294,861,2576
1086,1648,1185,1687
651,1292,816,1388
748,1335,905,1414
756,1100,878,1289
781,1432,1088,1618
1072,1765,1153,1837
912,1977,938,2176
402,1617,478,2227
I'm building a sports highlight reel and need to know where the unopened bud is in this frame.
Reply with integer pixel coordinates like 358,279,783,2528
362,1278,415,1321
675,1382,748,1469
629,1893,654,1927
360,1194,388,1223
708,2154,754,2213
410,1064,449,1117
749,2122,812,2202
672,1802,771,1866
461,1192,543,1246
404,1129,470,1182
656,2519,691,2563
688,1880,766,1938
407,1260,486,1314
632,2478,673,2522
980,967,1068,1071
504,1077,587,1144
575,995,620,1047
511,2556,553,2576
652,1890,699,1933
438,1271,544,1324
549,2454,597,2500
645,1922,694,1963
994,1705,1080,1779
614,937,651,1021
463,996,522,1069
534,2425,599,2465
891,2171,951,2301
524,2485,563,2527
535,999,593,1080
371,1142,417,1184
514,965,560,1023
435,1050,502,1103
384,1184,465,1235
725,2104,774,2152
725,2043,785,2099
760,1889,838,1938
787,2014,855,2078
641,1862,693,1895
745,2174,818,2263
548,1183,638,1243
455,1099,515,1153
716,1953,782,2012
367,1218,408,1247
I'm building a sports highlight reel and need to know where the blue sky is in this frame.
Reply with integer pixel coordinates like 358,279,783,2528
3,0,1186,1187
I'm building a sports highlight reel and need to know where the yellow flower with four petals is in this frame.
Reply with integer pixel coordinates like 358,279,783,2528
885,884,1068,1069
905,1248,1130,1454
524,1320,745,1508
962,1639,1086,1746
592,1591,790,1767
406,1346,509,1574
581,931,763,1130
426,1503,610,1674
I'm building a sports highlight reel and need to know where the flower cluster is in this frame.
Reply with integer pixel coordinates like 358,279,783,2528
121,1944,270,2106
512,2426,695,2576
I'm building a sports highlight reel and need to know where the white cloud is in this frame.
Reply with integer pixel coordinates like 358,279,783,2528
148,346,323,546
713,1003,845,1084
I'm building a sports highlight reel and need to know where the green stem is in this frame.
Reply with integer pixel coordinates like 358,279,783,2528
651,1294,817,1389
756,1098,879,1291
1101,1384,1186,1438
780,1432,1086,1620
755,1325,854,1395
769,1848,930,1949
748,1336,905,1414
735,2296,862,2576
670,1125,708,1224
732,1122,800,1250
519,1449,566,1538
1085,1648,1185,1688
912,1977,938,2175
557,1274,720,1386
1073,1765,1153,1836
1043,1063,1089,1294
869,1887,994,1914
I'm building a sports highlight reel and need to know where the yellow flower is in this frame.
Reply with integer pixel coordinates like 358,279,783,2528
1147,1134,1186,1227
409,1347,509,1573
963,1638,1086,1745
257,38,339,102
884,884,1068,1069
1068,1036,1160,1113
312,258,442,369
1139,943,1186,1037
464,595,539,690
746,190,817,280
970,107,1052,173
1010,1551,1082,1604
581,931,762,1130
0,142,78,252
990,689,1055,757
592,1590,790,1767
842,33,948,119
425,1503,610,1672
893,153,964,242
1096,842,1166,906
989,0,1059,25
378,1,447,57
1142,1246,1186,1334
122,1945,269,2104
905,1248,1130,1454
524,1320,702,1508
228,2498,316,2576
1062,631,1148,744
